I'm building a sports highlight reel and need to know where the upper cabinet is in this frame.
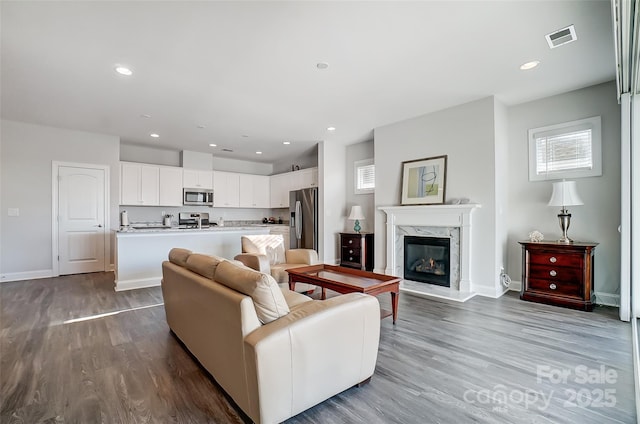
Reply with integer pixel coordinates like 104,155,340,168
120,162,160,206
239,174,270,208
270,167,318,208
183,169,213,190
213,171,240,207
293,167,318,190
159,166,183,206
270,173,292,208
120,162,185,207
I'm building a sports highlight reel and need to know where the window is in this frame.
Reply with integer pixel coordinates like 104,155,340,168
355,159,375,194
528,116,602,181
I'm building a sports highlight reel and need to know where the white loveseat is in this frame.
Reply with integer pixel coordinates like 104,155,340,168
161,248,381,424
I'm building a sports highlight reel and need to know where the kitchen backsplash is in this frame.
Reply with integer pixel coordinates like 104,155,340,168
120,206,290,226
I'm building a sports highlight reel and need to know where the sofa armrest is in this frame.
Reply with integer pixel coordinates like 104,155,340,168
242,293,380,424
285,249,319,265
234,253,271,273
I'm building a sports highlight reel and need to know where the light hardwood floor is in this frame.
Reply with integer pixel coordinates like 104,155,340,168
0,272,635,423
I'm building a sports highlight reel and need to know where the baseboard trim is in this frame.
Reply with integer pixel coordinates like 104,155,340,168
0,269,53,282
508,280,522,292
115,277,161,291
594,292,620,307
473,284,510,299
632,318,640,422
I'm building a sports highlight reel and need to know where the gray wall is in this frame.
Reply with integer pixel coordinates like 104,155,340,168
272,144,318,174
345,140,374,233
1,120,120,277
374,97,503,296
318,141,346,264
507,81,621,300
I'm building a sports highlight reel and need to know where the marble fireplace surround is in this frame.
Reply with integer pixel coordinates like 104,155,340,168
379,204,480,302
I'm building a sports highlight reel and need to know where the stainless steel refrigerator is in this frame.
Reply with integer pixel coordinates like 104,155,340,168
289,187,318,250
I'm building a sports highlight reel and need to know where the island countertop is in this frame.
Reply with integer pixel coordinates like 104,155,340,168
115,225,269,291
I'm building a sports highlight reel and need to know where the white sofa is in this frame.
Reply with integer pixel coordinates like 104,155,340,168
161,248,381,424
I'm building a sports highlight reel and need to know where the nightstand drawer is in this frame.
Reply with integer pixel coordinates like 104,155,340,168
341,247,362,264
529,252,583,268
528,278,582,298
529,265,583,283
341,237,362,248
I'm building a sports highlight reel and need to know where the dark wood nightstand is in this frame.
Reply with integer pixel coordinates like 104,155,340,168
519,241,597,311
339,233,374,271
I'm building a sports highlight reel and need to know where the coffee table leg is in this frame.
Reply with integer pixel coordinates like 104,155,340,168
321,287,326,300
288,278,295,292
391,292,399,324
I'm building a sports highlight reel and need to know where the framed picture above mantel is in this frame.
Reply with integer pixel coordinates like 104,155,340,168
400,155,447,205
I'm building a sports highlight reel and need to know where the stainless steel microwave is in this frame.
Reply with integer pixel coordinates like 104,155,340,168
183,188,213,206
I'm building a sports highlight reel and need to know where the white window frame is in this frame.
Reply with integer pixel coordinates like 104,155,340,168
354,158,375,194
528,116,602,181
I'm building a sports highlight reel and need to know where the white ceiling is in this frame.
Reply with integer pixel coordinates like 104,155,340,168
1,1,615,163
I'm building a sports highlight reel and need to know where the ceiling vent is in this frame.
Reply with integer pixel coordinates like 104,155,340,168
546,25,577,49
222,148,234,152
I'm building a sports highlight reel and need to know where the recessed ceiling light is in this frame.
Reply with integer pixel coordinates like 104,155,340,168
141,114,151,118
242,134,249,138
520,61,540,70
209,143,217,147
317,62,329,70
283,141,291,145
197,125,206,129
150,133,159,138
256,151,263,155
115,66,133,76
327,126,336,131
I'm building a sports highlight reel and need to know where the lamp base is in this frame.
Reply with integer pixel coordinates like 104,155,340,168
353,219,361,233
557,209,573,244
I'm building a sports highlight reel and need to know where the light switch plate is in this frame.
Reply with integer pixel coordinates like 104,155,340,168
8,208,19,216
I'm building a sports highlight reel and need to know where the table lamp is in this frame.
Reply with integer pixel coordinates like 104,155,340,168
548,180,583,243
348,205,365,233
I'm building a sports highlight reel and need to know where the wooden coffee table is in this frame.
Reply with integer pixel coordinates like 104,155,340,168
288,264,400,324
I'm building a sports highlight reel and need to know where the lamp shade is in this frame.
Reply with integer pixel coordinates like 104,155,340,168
548,181,584,207
348,205,365,220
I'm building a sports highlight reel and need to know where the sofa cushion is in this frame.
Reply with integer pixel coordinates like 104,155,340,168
185,253,224,280
168,248,192,267
215,260,290,324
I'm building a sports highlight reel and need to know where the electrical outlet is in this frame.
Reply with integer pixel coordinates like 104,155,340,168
500,266,505,274
7,208,19,217
161,210,166,217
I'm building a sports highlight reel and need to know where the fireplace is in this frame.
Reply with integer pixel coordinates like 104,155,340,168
403,236,450,287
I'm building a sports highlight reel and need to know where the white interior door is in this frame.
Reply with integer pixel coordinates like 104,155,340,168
58,166,106,275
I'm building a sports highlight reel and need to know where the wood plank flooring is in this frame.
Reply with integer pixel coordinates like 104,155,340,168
0,272,635,423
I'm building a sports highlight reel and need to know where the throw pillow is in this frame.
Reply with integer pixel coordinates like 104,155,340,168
215,260,290,324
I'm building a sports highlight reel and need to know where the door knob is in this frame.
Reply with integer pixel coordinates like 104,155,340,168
95,224,103,228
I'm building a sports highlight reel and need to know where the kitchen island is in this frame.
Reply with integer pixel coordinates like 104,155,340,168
115,226,269,291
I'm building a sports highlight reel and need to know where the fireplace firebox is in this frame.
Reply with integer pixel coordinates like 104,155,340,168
403,236,450,287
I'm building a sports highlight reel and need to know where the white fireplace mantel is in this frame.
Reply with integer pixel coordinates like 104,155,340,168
379,204,481,295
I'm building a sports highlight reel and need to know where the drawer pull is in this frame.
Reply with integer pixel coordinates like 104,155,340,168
549,283,557,290
348,240,353,244
349,250,353,254
549,256,557,263
549,270,557,277
349,257,353,261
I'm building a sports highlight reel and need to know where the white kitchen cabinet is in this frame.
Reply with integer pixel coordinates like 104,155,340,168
270,173,291,208
159,166,183,206
239,174,270,208
294,167,318,190
183,169,213,190
213,171,240,207
120,162,160,206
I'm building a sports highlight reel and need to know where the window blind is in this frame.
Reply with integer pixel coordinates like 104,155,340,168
535,129,593,176
356,163,375,191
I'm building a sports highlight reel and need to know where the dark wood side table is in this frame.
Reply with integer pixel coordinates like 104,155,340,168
519,241,597,311
339,232,374,271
